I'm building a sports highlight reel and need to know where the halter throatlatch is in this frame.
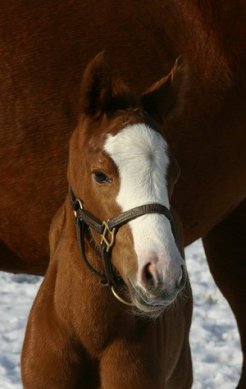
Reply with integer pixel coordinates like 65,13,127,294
70,189,176,306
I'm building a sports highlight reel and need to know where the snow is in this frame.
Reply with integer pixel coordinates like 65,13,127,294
187,241,241,389
0,240,242,388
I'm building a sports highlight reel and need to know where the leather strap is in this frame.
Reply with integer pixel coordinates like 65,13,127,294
71,191,175,236
100,246,123,287
76,208,104,234
75,216,108,284
108,203,175,234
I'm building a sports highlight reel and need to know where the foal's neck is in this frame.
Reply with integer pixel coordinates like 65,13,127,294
50,197,135,346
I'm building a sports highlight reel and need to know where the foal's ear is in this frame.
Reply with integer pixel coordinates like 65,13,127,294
80,52,112,117
141,57,185,124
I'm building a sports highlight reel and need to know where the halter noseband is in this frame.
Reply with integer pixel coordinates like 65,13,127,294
70,189,176,305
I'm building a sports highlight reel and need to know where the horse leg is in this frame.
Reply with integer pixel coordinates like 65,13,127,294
99,337,164,389
100,339,192,389
21,272,100,388
202,198,246,389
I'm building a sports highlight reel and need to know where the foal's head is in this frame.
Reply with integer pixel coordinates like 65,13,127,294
68,53,186,317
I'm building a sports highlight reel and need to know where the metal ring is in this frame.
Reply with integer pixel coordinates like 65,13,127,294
76,198,83,210
73,198,83,218
111,286,134,306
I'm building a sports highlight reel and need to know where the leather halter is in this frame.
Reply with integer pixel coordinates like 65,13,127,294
70,190,176,303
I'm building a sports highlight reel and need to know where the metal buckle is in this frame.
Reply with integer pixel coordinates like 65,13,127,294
73,198,83,218
100,221,115,252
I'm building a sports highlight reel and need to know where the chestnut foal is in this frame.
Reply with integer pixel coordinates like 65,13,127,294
22,54,192,388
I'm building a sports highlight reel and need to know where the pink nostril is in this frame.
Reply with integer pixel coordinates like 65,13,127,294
142,262,159,288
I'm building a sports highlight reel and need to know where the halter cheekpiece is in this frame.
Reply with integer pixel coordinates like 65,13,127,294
70,189,176,305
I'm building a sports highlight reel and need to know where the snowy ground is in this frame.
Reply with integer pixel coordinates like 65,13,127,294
0,240,242,388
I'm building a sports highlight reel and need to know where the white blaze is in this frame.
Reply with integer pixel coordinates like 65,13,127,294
104,124,182,289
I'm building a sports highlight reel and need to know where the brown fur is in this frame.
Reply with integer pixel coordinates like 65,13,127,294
0,1,245,387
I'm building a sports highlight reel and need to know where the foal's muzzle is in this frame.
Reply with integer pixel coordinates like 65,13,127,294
127,267,187,317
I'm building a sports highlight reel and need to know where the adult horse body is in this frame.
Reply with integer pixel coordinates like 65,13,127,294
0,1,245,387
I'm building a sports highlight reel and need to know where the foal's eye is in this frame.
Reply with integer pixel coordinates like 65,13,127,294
93,171,112,184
